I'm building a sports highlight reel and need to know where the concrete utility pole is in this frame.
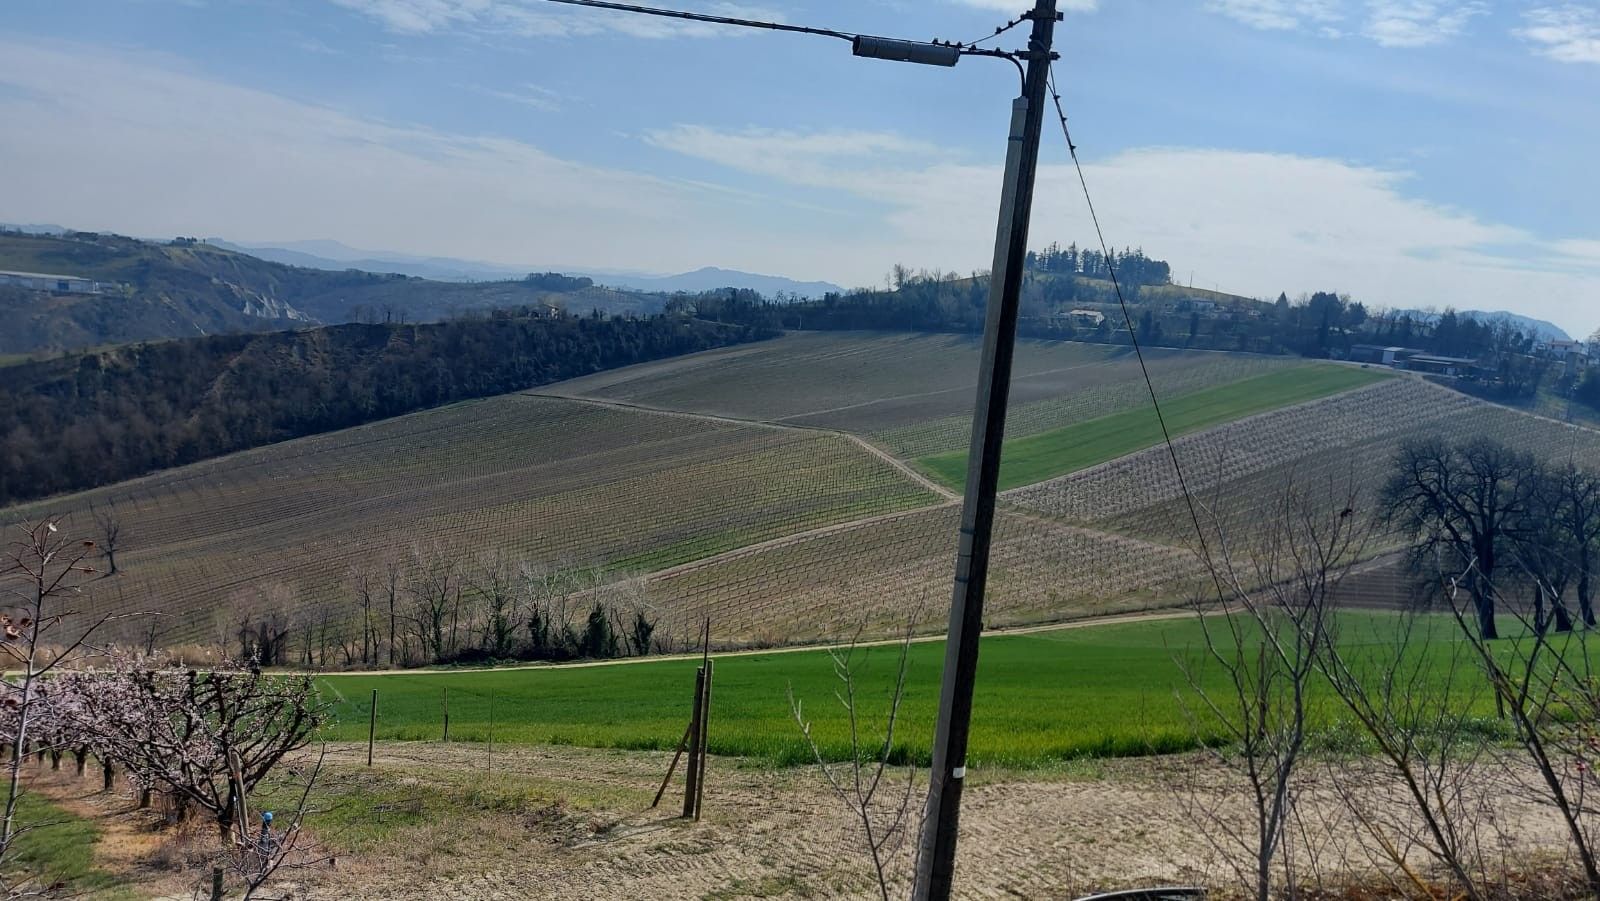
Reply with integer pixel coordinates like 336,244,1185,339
912,2,1059,898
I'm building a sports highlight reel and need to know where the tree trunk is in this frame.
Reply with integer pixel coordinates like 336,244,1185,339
1554,598,1575,633
1580,567,1595,628
102,758,115,791
1476,592,1499,641
73,748,88,777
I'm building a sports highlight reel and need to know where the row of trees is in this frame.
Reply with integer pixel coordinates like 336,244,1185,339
1382,438,1600,640
0,313,772,505
1,519,327,899
1026,242,1172,286
225,551,665,671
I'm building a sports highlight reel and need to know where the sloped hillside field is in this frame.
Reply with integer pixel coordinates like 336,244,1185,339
11,330,1583,653
1011,378,1600,550
3,394,935,646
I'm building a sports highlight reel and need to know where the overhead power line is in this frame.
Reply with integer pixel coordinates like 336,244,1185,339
530,0,854,41
1045,64,1227,598
528,0,1034,68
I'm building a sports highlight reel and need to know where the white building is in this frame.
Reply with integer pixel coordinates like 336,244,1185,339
1546,338,1585,360
0,270,100,293
1068,309,1106,328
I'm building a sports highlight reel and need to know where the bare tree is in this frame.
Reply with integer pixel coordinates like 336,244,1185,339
228,585,293,666
0,519,110,896
91,503,122,577
1434,559,1600,894
1177,478,1368,900
1548,461,1600,627
470,553,522,659
789,618,919,901
405,546,459,663
1315,603,1495,899
1382,437,1539,640
213,746,336,900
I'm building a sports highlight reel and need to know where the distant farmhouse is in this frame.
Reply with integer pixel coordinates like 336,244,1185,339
1067,309,1106,328
1349,345,1424,366
1350,344,1478,377
1404,354,1479,377
1543,338,1587,360
0,269,103,294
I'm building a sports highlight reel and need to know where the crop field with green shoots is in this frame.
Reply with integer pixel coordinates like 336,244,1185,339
318,612,1529,768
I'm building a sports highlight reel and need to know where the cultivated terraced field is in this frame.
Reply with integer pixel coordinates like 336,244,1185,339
1011,378,1600,550
1,393,935,645
645,506,1196,643
12,330,1587,652
547,331,1304,437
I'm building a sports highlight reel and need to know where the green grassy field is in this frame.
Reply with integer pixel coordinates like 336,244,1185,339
319,612,1504,769
3,793,125,897
918,365,1391,491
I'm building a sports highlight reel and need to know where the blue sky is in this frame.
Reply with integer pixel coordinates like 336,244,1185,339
1,0,1596,335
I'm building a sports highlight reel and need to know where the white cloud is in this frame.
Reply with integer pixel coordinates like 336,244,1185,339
329,0,790,39
1518,5,1600,63
0,40,1594,336
0,41,818,278
1205,0,1344,32
647,124,1600,335
1363,0,1485,47
471,82,564,111
1206,0,1485,46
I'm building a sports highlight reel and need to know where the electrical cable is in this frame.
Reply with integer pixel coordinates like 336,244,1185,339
527,0,1028,64
960,10,1031,49
530,0,854,41
1045,63,1229,600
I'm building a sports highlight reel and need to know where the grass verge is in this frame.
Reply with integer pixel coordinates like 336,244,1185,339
3,791,126,897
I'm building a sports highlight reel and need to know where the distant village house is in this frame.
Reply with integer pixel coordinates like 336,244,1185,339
1068,309,1106,328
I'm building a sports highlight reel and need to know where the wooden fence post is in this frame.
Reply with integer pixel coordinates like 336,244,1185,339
487,691,496,775
694,659,714,821
442,687,450,743
651,721,694,809
682,666,706,819
367,689,378,767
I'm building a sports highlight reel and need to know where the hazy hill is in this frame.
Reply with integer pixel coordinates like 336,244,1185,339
208,238,845,297
1395,308,1570,342
0,231,669,354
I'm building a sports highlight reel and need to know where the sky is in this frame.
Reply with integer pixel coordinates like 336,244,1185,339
0,1,1597,336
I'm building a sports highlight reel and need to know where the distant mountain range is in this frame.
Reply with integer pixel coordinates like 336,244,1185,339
206,238,846,298
1394,308,1570,342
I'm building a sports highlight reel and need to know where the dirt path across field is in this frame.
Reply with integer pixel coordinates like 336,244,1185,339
525,390,959,501
313,607,1194,680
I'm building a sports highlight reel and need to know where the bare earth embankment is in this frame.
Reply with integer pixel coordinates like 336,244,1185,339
38,741,1578,900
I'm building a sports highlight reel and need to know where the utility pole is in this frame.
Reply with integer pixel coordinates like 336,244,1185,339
912,2,1059,899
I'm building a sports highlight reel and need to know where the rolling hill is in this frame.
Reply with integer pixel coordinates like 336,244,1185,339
0,231,669,354
13,331,1575,656
208,237,846,297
